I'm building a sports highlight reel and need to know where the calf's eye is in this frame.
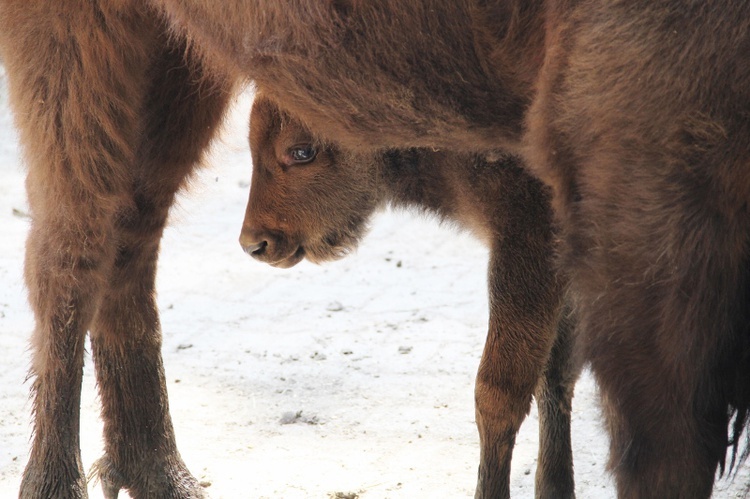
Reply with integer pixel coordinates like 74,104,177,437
285,144,317,165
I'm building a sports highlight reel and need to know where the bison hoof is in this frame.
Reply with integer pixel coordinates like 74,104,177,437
20,461,88,499
90,455,207,499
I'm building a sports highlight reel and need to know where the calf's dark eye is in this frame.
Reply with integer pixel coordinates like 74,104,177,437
286,144,317,164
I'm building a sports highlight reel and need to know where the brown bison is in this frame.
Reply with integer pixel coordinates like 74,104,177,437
241,95,579,498
0,0,748,498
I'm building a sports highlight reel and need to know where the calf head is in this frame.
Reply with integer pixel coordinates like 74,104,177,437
240,96,380,268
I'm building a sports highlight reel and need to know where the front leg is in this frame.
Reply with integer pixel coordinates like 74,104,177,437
87,28,232,499
0,3,159,497
474,186,569,499
474,296,560,499
534,310,579,499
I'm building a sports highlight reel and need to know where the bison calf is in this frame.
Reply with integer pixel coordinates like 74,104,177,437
240,95,580,499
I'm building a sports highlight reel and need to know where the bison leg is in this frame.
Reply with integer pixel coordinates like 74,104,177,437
474,185,568,499
87,31,232,499
534,310,579,499
0,3,161,497
571,200,750,498
564,196,750,498
19,204,110,499
1,3,231,497
525,4,750,495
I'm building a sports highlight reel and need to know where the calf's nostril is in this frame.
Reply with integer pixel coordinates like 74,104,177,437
253,240,268,255
242,240,268,256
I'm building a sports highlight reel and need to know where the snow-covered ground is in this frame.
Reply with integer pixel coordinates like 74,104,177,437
0,69,748,498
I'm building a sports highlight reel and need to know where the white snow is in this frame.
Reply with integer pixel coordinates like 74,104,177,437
0,70,747,498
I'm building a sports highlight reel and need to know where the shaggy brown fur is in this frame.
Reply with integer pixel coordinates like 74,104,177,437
1,0,749,498
0,2,234,497
241,96,579,498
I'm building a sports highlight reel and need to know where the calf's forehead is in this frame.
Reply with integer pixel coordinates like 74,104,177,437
249,98,282,149
250,98,315,154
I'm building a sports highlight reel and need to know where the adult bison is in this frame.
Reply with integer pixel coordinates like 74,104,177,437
0,1,748,498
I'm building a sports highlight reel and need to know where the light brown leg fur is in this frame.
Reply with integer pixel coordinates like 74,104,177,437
474,174,574,499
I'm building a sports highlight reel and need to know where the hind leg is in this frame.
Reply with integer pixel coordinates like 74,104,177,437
533,79,750,497
534,135,746,497
533,77,750,499
576,211,750,498
87,29,232,499
525,4,750,495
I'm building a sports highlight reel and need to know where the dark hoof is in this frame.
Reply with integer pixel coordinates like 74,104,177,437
89,455,208,499
20,459,88,499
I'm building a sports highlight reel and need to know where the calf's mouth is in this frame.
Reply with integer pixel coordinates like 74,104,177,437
267,245,306,268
